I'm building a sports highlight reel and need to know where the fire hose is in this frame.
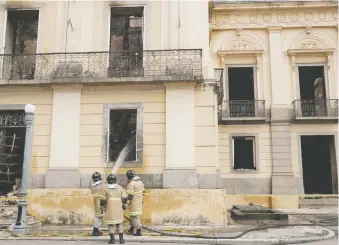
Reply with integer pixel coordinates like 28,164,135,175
123,215,338,239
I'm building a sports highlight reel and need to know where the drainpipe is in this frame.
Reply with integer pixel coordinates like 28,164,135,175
12,104,35,236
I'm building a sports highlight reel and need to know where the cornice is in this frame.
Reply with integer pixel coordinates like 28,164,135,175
211,9,338,29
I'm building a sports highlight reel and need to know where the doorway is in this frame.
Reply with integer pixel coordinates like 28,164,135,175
298,66,327,116
227,67,255,117
301,135,337,194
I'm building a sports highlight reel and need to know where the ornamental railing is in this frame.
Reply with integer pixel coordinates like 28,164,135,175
221,100,266,118
0,49,202,82
214,68,224,105
292,99,338,118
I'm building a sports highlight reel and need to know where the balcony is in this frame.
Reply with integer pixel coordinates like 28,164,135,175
219,100,266,124
0,49,203,84
292,99,338,122
214,68,224,105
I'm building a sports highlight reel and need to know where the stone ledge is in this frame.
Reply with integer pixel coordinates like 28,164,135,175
163,168,198,188
45,168,81,188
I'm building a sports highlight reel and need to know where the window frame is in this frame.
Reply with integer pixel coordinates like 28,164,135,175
101,103,144,168
108,4,146,51
229,133,260,173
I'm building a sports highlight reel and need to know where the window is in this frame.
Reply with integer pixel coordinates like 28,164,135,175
232,136,256,170
108,109,137,162
102,103,143,167
108,6,144,77
5,10,39,79
227,67,255,117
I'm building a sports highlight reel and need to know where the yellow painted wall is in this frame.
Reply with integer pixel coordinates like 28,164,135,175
79,84,166,175
27,189,226,226
0,86,53,175
195,86,218,174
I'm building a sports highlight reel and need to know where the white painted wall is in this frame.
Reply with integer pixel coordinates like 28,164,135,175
165,83,195,168
49,86,81,168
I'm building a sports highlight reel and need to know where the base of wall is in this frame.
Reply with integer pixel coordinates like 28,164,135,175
222,177,271,194
272,174,303,194
163,168,198,188
45,168,81,188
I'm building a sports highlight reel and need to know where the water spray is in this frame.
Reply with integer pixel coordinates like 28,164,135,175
111,135,136,175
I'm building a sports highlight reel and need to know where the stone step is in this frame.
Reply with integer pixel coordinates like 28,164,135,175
7,220,42,235
299,198,338,209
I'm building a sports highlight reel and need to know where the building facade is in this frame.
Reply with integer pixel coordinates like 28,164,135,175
211,0,338,197
0,0,337,226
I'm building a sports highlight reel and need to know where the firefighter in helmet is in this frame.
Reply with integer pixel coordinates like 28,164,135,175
123,170,145,236
103,174,127,244
90,172,106,236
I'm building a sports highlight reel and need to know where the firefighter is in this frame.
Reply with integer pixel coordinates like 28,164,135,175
90,172,106,236
103,174,127,244
123,170,145,236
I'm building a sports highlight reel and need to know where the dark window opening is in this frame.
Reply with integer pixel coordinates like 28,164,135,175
298,66,326,116
108,7,144,77
0,126,26,196
232,137,256,170
4,10,39,80
301,135,337,194
108,109,137,162
228,67,255,117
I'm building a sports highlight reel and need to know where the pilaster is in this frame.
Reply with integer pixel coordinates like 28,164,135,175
45,85,82,188
163,82,198,188
268,27,301,194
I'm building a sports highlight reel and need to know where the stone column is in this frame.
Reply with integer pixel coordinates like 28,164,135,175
163,82,198,188
12,104,35,236
268,27,301,194
45,85,82,188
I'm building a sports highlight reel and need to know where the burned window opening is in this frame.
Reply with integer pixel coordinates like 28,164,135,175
301,135,337,194
232,137,256,170
228,67,255,117
298,66,327,117
108,109,137,162
108,6,144,78
4,10,39,80
0,128,25,196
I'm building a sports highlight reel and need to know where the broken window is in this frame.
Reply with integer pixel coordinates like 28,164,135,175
232,137,256,170
108,109,137,162
228,67,255,117
298,66,327,116
0,111,26,196
108,6,144,77
4,10,39,79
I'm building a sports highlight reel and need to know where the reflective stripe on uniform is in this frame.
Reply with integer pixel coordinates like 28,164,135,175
130,211,142,216
104,220,123,225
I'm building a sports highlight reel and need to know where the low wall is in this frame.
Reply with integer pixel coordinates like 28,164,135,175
26,189,300,226
27,189,226,226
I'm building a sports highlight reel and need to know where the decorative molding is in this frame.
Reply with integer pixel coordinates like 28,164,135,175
305,25,312,34
211,10,338,28
236,27,242,36
300,41,317,49
211,30,266,54
232,41,251,50
286,30,336,51
291,55,296,71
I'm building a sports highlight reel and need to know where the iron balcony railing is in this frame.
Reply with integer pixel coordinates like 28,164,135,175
221,100,266,118
214,68,224,105
292,99,338,118
0,49,202,82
